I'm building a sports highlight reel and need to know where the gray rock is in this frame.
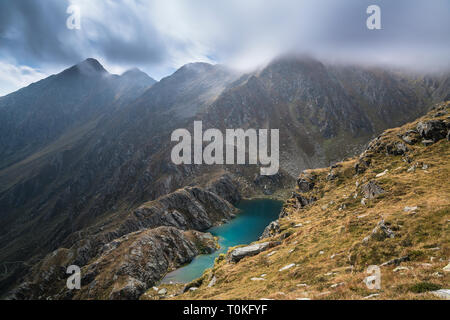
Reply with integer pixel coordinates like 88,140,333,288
422,139,434,146
380,256,409,267
403,206,418,212
297,173,315,193
355,156,371,174
228,242,271,263
393,266,409,272
363,220,395,244
279,263,296,272
363,293,380,299
386,141,408,155
361,181,385,199
260,221,280,239
287,193,316,212
417,120,447,141
207,276,217,287
430,289,450,300
206,174,241,204
250,277,266,281
158,288,167,295
109,277,146,300
326,169,338,181
401,134,417,145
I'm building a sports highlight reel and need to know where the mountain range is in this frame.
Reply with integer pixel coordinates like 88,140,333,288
0,55,448,298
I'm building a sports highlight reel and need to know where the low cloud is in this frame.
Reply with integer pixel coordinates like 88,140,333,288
0,0,449,95
0,62,48,96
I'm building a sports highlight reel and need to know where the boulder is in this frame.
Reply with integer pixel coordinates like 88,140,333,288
158,288,167,295
279,263,295,272
430,289,450,300
207,276,217,287
443,263,450,272
386,141,408,155
227,242,271,263
361,181,385,199
362,220,395,244
416,120,447,142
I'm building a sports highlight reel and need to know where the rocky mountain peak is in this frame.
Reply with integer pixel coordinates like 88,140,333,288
121,68,156,84
62,58,108,77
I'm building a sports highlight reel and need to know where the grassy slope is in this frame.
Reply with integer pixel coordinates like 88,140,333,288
150,102,449,300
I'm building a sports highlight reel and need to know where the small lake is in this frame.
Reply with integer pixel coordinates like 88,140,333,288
161,198,282,284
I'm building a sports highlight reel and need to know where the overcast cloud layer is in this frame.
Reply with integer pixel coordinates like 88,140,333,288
0,0,449,96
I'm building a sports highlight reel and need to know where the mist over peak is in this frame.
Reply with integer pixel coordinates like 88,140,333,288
0,0,449,96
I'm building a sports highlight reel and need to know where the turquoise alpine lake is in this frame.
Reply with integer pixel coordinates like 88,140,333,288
161,199,282,284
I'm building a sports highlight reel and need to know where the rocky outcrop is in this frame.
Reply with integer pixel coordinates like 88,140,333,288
362,220,395,244
15,227,217,300
227,242,271,263
385,141,409,155
297,172,315,193
121,186,236,235
253,173,285,195
206,174,241,204
260,221,280,239
293,194,316,209
7,183,235,300
401,130,419,145
416,120,448,142
79,227,217,300
361,181,385,199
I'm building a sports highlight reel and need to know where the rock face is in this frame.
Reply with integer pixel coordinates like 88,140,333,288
361,181,385,199
260,221,280,239
206,174,241,204
297,172,315,193
82,227,217,300
12,227,217,300
7,183,233,300
293,194,316,209
416,120,448,142
401,130,419,145
227,242,271,263
122,186,237,233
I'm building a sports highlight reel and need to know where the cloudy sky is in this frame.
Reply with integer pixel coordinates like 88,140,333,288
0,0,449,96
